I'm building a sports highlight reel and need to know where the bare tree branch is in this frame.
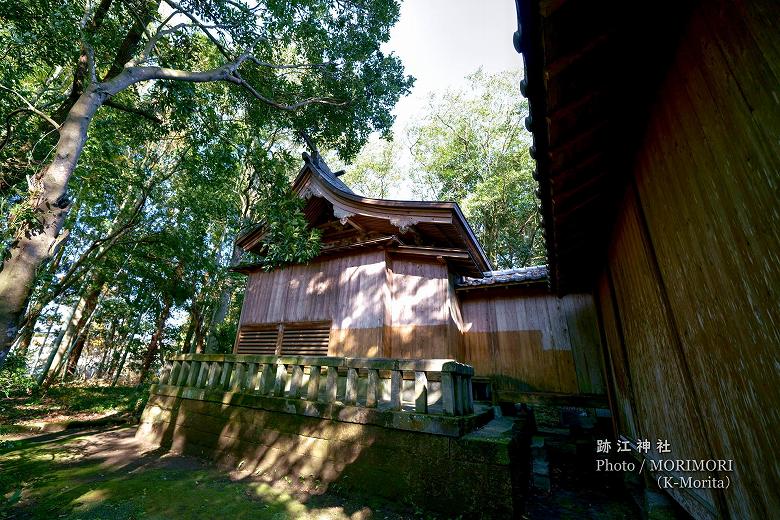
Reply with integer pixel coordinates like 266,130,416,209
104,99,162,124
0,85,61,131
228,71,348,111
162,0,234,61
85,44,98,85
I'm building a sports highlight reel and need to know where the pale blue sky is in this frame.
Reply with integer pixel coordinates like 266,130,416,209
383,0,522,134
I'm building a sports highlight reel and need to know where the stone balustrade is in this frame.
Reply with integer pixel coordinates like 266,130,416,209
158,354,475,416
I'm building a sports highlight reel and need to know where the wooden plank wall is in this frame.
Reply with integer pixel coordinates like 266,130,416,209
387,258,457,359
596,188,717,518
239,250,386,357
596,1,780,517
460,289,606,396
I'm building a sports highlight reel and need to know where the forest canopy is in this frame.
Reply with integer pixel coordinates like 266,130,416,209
0,0,412,380
0,1,540,389
342,69,545,270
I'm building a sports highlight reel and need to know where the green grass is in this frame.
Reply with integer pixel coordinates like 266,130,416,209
0,432,311,519
0,384,148,427
0,429,419,520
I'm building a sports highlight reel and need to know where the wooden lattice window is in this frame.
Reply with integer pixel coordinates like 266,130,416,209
235,325,278,355
235,321,331,356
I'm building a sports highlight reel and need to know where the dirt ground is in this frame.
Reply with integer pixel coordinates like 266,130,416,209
0,394,648,519
0,426,433,520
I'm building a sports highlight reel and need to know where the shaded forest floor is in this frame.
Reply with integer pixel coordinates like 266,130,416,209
0,390,671,519
0,427,433,520
0,385,148,437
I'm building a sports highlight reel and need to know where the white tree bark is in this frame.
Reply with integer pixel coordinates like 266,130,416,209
36,294,89,385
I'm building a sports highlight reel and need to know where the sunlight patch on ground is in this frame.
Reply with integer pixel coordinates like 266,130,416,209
0,428,420,520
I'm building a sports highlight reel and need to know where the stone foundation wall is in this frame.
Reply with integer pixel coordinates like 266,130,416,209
137,386,527,518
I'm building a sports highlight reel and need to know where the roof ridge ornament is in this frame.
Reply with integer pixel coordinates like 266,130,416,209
390,216,421,234
332,206,356,225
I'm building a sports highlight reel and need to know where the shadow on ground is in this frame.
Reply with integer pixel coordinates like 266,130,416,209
0,426,421,520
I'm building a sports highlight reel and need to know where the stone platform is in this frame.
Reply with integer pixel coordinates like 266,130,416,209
138,384,528,518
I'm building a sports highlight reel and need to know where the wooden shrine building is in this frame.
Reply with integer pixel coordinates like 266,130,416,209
514,0,779,518
232,152,608,404
138,1,777,517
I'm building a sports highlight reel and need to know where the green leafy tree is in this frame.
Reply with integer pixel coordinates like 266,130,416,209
409,69,544,269
0,0,413,363
340,136,402,199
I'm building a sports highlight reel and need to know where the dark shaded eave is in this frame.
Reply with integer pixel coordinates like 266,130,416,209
514,0,691,294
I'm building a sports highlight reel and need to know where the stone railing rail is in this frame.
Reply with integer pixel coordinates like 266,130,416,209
158,354,475,416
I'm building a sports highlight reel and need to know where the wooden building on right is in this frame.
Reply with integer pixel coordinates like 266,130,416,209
516,0,779,518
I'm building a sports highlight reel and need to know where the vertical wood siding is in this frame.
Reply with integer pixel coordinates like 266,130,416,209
389,258,456,359
599,1,780,516
460,290,606,396
240,250,386,357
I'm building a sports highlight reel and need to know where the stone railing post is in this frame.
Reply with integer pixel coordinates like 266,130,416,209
169,360,181,386
325,365,338,403
273,362,287,396
157,354,476,418
345,367,359,405
231,362,245,391
441,370,455,415
366,369,379,408
307,365,321,400
414,371,428,413
390,369,402,411
207,361,221,389
245,362,258,392
289,363,304,397
186,360,200,387
159,359,173,384
261,363,274,394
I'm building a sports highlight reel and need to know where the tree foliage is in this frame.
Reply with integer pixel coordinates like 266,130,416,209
408,69,544,269
0,0,411,376
339,135,402,199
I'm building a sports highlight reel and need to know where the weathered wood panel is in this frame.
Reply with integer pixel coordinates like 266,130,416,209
606,186,717,517
460,289,605,396
239,251,386,357
389,258,455,359
608,1,780,516
594,272,638,439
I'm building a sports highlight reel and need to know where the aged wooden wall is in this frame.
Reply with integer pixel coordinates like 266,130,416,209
239,250,387,357
387,257,460,360
596,1,780,517
460,289,606,397
239,252,461,360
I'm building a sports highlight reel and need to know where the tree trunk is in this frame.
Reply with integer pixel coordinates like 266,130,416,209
205,244,243,352
105,341,124,382
62,287,100,377
111,344,130,387
95,318,118,378
45,283,101,385
95,342,111,379
13,326,34,358
136,293,173,385
0,86,105,365
65,328,89,378
188,300,206,354
30,317,56,375
0,51,258,365
36,294,90,386
110,311,142,386
11,224,71,349
181,313,195,354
